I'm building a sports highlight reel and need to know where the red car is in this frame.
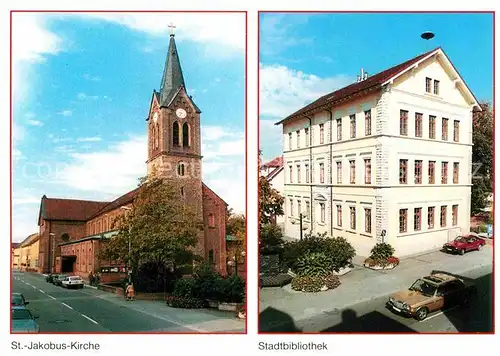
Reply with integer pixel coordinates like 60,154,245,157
443,234,486,255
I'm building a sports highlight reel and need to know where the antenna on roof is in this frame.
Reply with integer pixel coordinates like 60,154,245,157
356,68,369,82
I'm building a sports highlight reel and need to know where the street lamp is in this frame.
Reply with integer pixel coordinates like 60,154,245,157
49,233,56,273
120,206,132,284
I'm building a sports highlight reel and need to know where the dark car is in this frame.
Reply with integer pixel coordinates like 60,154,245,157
11,293,28,307
443,234,486,255
53,275,68,286
11,306,39,333
46,274,58,283
387,272,476,321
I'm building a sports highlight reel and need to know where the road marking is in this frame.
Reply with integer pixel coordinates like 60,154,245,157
38,289,46,294
48,295,56,300
31,285,37,289
81,314,99,325
61,302,73,310
423,306,460,321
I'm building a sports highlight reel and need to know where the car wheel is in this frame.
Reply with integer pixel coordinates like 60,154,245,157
460,249,465,255
478,244,483,251
416,307,429,321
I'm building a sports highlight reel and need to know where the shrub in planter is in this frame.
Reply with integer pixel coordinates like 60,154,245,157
193,263,223,301
173,278,200,299
387,256,400,266
370,243,395,261
165,295,206,309
323,274,341,290
291,275,324,293
218,275,245,304
295,252,332,277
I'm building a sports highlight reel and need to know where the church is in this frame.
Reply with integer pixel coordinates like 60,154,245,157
37,29,228,281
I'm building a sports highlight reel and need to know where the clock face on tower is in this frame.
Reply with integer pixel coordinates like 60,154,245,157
153,112,158,123
176,108,187,119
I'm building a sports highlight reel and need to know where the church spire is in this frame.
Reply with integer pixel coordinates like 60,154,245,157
159,23,186,107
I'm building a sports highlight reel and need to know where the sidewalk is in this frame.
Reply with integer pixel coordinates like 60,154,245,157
259,246,493,328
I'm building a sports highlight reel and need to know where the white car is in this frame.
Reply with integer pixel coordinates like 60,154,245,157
61,276,84,289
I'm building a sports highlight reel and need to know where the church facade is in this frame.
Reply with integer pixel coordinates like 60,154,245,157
37,31,228,279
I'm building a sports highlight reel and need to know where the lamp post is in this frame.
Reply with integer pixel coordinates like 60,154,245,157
120,206,132,284
228,250,246,277
49,233,56,273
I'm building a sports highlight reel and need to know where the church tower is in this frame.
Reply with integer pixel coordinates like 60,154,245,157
146,25,205,254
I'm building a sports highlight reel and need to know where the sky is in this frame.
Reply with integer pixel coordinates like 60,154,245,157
12,12,246,242
259,12,494,163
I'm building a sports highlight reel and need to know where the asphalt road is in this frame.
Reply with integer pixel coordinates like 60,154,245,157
12,271,242,333
261,267,493,333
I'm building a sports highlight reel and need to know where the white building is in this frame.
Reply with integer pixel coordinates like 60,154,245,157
260,156,285,227
276,47,481,257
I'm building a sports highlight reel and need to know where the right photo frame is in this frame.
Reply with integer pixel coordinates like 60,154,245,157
258,11,494,334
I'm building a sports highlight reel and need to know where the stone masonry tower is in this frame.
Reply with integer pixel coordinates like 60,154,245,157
145,25,205,256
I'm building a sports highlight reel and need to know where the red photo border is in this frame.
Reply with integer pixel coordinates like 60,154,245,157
257,10,495,335
9,10,248,335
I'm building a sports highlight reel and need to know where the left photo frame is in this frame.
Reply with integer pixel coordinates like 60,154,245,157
10,11,247,334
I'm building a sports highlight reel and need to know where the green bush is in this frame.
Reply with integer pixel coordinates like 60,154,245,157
165,295,206,309
369,243,395,260
218,275,245,303
295,252,332,277
282,233,355,274
259,224,285,250
193,263,223,301
172,278,200,299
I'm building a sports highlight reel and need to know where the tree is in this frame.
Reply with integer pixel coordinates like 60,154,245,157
226,208,246,266
259,176,284,226
471,102,493,214
99,176,202,274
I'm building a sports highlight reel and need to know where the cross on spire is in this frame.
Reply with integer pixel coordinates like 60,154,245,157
168,22,176,36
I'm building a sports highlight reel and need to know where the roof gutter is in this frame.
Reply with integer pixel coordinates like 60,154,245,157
325,108,333,238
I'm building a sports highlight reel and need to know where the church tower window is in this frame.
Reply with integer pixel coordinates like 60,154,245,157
208,213,215,228
183,123,190,147
180,187,184,197
177,162,185,176
173,122,180,146
155,123,160,149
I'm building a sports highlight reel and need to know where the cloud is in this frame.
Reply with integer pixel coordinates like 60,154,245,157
59,110,73,117
12,14,63,102
13,121,25,142
83,73,101,81
27,119,44,126
259,14,312,56
80,13,245,51
77,137,101,142
259,119,283,161
25,112,36,119
260,63,352,118
77,92,99,100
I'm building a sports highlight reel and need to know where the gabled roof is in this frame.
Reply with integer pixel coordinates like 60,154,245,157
39,195,109,223
87,187,140,220
19,233,40,247
276,47,480,125
262,156,283,169
267,166,283,182
202,183,228,207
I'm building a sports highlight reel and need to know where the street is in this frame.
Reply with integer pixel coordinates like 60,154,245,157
12,271,244,333
260,265,492,333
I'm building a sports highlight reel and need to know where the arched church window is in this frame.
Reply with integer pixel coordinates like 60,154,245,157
173,122,180,146
183,123,190,147
155,123,160,149
177,162,185,177
208,213,215,228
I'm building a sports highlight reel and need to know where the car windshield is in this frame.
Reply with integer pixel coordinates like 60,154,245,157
409,279,437,296
12,309,33,320
454,237,469,243
58,275,67,279
69,276,82,280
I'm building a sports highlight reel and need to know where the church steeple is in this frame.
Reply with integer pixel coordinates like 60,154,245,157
159,23,186,107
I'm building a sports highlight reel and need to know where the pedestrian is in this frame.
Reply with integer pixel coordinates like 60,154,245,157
125,283,135,301
89,272,94,286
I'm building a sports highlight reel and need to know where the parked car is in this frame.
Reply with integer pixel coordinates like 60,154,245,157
11,306,39,333
53,274,68,286
443,234,486,255
387,272,476,321
11,293,28,307
46,273,58,283
62,275,84,289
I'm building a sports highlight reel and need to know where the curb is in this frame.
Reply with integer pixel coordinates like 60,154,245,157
84,284,98,290
261,262,492,331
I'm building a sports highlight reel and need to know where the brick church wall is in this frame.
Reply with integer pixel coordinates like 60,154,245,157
203,188,227,276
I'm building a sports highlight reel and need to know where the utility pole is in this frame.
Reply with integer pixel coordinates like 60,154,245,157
299,213,303,241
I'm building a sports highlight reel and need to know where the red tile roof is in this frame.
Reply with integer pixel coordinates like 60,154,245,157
276,47,440,125
262,156,283,168
87,187,141,220
11,242,20,249
40,196,109,222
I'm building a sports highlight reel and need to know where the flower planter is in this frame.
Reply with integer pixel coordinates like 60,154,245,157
207,300,219,308
218,302,239,312
332,266,353,276
237,311,246,319
363,263,397,270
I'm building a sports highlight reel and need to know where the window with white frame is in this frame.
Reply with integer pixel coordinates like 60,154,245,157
320,203,325,223
336,161,342,184
349,206,356,230
337,205,342,227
